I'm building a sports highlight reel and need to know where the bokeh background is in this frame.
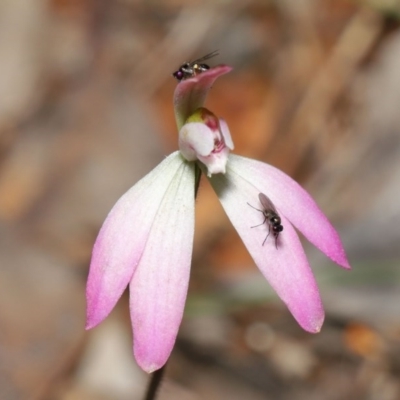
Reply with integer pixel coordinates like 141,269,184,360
1,0,400,399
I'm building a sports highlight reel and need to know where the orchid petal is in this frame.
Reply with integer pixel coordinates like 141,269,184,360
228,155,350,269
86,152,186,329
130,161,195,373
219,119,234,150
179,122,214,161
174,65,232,129
209,171,324,332
198,147,230,177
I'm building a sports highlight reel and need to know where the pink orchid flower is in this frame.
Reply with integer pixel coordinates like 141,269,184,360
86,64,350,373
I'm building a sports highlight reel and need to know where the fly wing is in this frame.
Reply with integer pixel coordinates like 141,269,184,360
258,193,278,214
192,50,219,64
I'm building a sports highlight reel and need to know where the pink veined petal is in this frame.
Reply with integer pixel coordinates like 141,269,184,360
174,65,233,130
86,151,186,330
130,160,195,373
209,171,324,332
179,122,214,161
219,118,234,150
228,154,350,269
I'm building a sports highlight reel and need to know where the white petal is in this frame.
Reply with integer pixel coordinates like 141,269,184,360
86,152,187,329
130,160,195,372
228,155,350,269
219,119,234,150
208,169,324,333
179,122,214,161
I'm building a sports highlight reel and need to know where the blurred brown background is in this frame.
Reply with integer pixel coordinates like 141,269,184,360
1,0,400,399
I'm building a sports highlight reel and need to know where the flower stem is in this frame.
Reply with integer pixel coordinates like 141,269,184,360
144,364,166,400
194,163,202,198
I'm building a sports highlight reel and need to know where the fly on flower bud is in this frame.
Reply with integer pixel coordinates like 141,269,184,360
172,51,219,81
248,193,283,248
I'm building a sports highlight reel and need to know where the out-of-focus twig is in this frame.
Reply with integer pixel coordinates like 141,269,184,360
267,8,384,175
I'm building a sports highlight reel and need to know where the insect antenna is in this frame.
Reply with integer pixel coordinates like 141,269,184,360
193,50,219,63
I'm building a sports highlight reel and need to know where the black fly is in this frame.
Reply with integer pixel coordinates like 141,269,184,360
248,193,283,248
172,51,219,81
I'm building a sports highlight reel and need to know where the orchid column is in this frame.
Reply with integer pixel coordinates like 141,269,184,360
86,64,350,373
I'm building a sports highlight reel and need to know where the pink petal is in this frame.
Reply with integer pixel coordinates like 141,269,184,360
219,118,234,150
130,161,195,373
209,171,324,332
174,65,233,129
228,155,350,269
86,152,186,329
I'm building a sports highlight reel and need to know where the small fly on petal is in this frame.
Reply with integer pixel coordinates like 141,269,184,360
247,193,283,249
172,51,219,81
